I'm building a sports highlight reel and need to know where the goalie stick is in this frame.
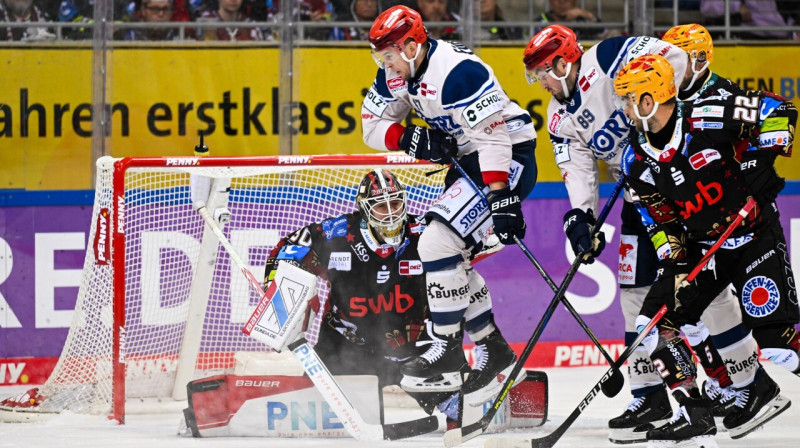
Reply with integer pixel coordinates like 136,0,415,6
443,173,625,448
194,201,439,441
485,197,758,448
450,158,624,399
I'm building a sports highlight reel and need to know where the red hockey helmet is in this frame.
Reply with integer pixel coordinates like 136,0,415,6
368,5,427,53
523,24,583,83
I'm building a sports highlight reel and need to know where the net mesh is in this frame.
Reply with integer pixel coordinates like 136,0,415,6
31,155,445,418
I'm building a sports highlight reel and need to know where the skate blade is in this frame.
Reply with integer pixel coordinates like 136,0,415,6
609,418,670,444
400,372,463,393
728,394,791,440
464,365,526,406
646,434,718,448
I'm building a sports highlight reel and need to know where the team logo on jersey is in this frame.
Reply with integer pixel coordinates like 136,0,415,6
742,276,780,318
553,143,570,165
462,90,504,128
506,118,525,132
578,66,599,92
549,111,564,135
691,105,724,118
363,87,388,117
322,217,349,240
399,260,423,276
689,149,721,170
410,222,425,234
387,77,406,93
377,265,390,283
689,118,722,131
618,234,638,285
328,252,352,271
351,243,369,262
420,82,438,99
760,131,791,148
628,36,656,58
483,119,505,135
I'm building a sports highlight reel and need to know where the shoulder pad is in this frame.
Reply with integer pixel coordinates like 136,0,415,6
441,60,491,107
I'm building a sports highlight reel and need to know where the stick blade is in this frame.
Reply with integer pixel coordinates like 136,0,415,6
443,425,485,447
600,368,625,397
381,415,440,440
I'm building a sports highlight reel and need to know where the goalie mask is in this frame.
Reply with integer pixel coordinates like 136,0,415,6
357,169,408,246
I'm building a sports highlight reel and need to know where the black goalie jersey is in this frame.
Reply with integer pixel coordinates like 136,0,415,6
624,85,796,263
264,212,429,359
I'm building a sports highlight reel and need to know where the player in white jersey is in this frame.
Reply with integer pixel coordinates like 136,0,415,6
361,5,538,402
523,25,742,443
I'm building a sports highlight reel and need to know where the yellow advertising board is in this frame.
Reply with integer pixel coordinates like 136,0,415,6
1,44,799,190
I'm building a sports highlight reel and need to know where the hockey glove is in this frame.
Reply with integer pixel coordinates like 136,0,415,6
398,125,458,164
674,279,708,322
741,151,785,206
487,187,525,245
563,208,606,264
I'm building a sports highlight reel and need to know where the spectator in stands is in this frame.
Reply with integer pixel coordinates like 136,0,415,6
701,0,793,39
477,0,521,41
329,0,381,40
535,0,606,40
195,0,263,40
415,0,460,40
260,0,338,40
123,0,186,40
0,0,54,40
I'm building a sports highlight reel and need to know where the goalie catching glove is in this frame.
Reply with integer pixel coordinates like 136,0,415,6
398,125,458,164
487,187,525,245
563,208,606,264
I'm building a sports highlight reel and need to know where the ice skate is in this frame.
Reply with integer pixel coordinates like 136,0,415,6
646,394,717,448
723,367,791,439
400,330,469,393
461,328,525,404
608,387,673,444
701,378,736,430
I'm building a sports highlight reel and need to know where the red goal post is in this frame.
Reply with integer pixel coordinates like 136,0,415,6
4,154,445,423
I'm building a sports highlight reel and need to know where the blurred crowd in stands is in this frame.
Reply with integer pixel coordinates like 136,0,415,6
0,0,798,42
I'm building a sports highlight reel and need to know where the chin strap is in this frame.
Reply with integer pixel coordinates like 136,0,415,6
634,101,660,133
544,62,573,97
683,58,709,92
401,43,424,79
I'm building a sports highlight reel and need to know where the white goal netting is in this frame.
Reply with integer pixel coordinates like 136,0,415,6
7,154,445,422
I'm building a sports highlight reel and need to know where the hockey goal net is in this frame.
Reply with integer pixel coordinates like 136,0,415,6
3,154,445,423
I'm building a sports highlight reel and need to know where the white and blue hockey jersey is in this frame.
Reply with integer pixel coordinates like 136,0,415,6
547,36,688,212
362,38,536,181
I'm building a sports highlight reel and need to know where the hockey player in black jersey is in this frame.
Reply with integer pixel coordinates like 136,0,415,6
263,168,457,416
615,53,798,445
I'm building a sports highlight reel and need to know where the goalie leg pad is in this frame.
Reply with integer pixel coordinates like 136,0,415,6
181,374,380,438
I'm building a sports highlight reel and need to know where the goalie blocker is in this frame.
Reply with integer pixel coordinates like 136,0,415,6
180,371,548,438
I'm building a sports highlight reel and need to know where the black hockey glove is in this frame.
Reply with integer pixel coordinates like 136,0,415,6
674,280,707,323
741,151,785,206
487,187,525,245
563,208,606,264
398,125,458,164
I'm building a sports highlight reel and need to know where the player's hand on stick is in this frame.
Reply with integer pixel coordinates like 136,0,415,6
741,151,785,206
563,208,606,264
398,125,458,164
487,187,525,245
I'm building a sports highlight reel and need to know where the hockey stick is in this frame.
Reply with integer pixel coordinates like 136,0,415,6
449,158,625,398
443,173,625,448
486,197,758,448
194,202,439,441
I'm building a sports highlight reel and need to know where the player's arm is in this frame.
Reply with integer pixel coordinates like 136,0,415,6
264,225,323,288
361,68,456,165
361,68,413,151
732,90,797,205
